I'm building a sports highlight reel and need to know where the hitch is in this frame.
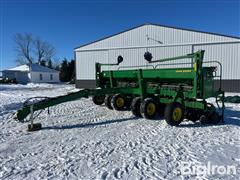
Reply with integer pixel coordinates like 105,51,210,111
27,105,42,131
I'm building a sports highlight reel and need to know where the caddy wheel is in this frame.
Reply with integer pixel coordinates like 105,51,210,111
140,98,157,119
131,97,142,117
208,111,220,124
111,94,126,111
104,95,113,109
92,95,105,105
164,102,184,126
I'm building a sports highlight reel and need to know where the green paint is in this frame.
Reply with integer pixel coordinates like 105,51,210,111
16,50,225,122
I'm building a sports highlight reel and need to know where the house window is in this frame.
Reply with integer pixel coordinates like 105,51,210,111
50,74,53,80
40,74,43,80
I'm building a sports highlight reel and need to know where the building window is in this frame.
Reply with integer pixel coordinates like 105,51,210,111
40,74,43,80
50,74,53,80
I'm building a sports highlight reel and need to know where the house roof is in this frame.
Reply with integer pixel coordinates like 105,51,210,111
5,64,59,73
7,64,29,72
30,64,59,72
74,23,240,50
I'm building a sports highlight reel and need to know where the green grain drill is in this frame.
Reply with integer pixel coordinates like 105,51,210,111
15,50,225,130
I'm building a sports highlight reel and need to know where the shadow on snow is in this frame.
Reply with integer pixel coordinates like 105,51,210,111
41,107,239,130
43,117,138,130
179,107,240,128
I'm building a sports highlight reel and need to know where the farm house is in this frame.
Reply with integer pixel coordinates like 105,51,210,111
2,63,59,84
74,23,240,92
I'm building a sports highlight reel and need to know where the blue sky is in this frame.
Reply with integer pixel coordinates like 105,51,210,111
0,0,239,70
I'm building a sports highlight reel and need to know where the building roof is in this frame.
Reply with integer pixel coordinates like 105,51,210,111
7,64,29,72
5,64,59,73
75,23,240,50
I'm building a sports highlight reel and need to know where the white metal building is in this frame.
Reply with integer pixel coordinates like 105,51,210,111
74,23,240,92
2,64,60,84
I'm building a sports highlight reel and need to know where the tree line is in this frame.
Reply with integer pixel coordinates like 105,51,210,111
14,33,75,82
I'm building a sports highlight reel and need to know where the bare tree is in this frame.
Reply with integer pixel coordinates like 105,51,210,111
35,38,55,64
14,33,33,64
14,33,56,65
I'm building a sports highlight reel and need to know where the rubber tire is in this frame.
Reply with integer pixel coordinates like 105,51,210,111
125,97,133,110
184,109,199,122
92,95,105,105
207,111,220,124
104,95,113,110
111,94,126,111
140,98,158,119
158,103,166,117
131,97,142,117
164,102,184,126
200,115,208,124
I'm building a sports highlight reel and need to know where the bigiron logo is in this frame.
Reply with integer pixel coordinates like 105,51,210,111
180,161,237,177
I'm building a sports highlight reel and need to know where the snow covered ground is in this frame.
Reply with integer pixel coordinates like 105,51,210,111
0,84,239,180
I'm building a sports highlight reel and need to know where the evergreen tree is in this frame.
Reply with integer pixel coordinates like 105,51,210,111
40,60,46,66
68,60,75,82
59,58,75,83
60,59,69,82
47,59,53,69
55,65,60,71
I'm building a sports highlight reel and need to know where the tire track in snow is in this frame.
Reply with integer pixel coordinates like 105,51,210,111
94,119,169,179
1,85,239,179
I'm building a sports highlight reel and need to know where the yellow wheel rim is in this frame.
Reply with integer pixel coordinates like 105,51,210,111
172,107,182,121
146,103,156,116
116,97,124,107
